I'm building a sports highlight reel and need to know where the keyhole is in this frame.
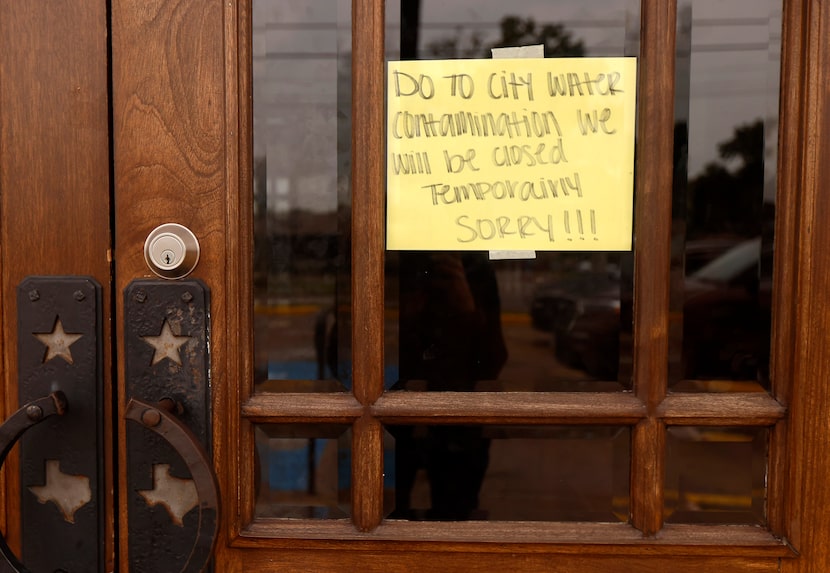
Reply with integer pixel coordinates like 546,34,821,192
160,249,176,266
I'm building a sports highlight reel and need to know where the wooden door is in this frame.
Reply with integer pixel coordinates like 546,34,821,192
5,0,830,571
0,1,115,571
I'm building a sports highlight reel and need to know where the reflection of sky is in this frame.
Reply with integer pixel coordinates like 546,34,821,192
253,0,781,211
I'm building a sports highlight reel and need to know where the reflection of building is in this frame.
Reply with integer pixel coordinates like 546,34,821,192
253,7,352,298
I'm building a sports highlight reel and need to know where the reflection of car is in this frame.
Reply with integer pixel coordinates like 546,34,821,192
551,238,770,380
529,271,619,333
681,238,771,379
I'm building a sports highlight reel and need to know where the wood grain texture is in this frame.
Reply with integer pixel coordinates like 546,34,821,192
629,0,676,536
117,0,828,570
765,0,809,544
242,393,364,422
228,0,255,540
658,393,786,425
111,0,226,570
352,415,384,532
371,392,645,424
351,0,386,406
349,0,386,536
239,520,788,555
0,0,112,566
213,548,781,573
779,1,830,572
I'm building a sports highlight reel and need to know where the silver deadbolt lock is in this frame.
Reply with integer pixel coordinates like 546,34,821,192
144,223,200,279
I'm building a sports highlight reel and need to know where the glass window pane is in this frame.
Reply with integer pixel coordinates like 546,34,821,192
386,0,641,393
254,424,352,519
252,0,353,392
665,426,767,525
387,425,629,522
669,0,781,391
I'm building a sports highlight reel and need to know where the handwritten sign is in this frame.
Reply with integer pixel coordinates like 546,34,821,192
386,57,637,251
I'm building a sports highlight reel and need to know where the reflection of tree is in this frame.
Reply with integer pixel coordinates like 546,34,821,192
426,16,585,59
490,16,585,57
687,119,764,238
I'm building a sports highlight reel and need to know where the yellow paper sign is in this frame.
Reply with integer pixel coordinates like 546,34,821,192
386,57,637,251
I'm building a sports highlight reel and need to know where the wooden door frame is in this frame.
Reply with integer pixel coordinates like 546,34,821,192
0,0,823,571
111,0,830,571
225,2,829,572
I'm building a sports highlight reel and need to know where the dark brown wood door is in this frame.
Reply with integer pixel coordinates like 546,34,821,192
5,0,830,572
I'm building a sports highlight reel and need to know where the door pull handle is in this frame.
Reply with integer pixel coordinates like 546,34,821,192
125,398,219,573
0,392,68,573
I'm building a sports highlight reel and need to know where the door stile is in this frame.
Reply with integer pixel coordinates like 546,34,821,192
110,0,228,569
765,0,808,542
779,1,830,570
221,0,250,546
0,0,114,567
630,0,677,536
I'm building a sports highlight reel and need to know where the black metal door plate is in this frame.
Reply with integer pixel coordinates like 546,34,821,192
124,280,211,573
17,276,103,573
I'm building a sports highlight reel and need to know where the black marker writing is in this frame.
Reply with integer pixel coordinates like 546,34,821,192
393,70,435,99
391,110,561,140
456,214,554,243
425,173,582,205
547,71,622,96
577,108,616,135
591,209,598,240
444,73,474,98
487,71,534,101
492,139,568,167
390,151,432,175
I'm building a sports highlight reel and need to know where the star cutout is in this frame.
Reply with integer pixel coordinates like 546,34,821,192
138,464,198,527
142,320,190,366
29,460,92,524
34,317,83,364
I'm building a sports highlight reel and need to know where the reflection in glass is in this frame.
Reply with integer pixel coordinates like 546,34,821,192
252,0,352,392
670,0,781,391
254,424,351,519
388,425,629,522
665,426,767,525
387,1,641,392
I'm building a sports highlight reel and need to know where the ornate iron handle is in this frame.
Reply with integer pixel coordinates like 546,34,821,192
0,392,68,573
125,397,219,573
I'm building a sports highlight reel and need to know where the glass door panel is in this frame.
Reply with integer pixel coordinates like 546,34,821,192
385,0,642,394
669,0,782,392
252,0,354,394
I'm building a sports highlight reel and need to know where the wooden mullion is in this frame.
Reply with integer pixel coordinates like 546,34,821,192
242,391,785,427
658,393,786,425
630,419,665,535
350,0,385,532
352,415,384,532
351,0,385,406
242,393,364,422
630,0,677,535
371,392,645,425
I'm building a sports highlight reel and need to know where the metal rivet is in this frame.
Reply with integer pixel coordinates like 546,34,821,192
181,292,193,303
26,405,43,421
141,408,162,427
73,290,86,302
28,289,40,302
134,290,147,303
